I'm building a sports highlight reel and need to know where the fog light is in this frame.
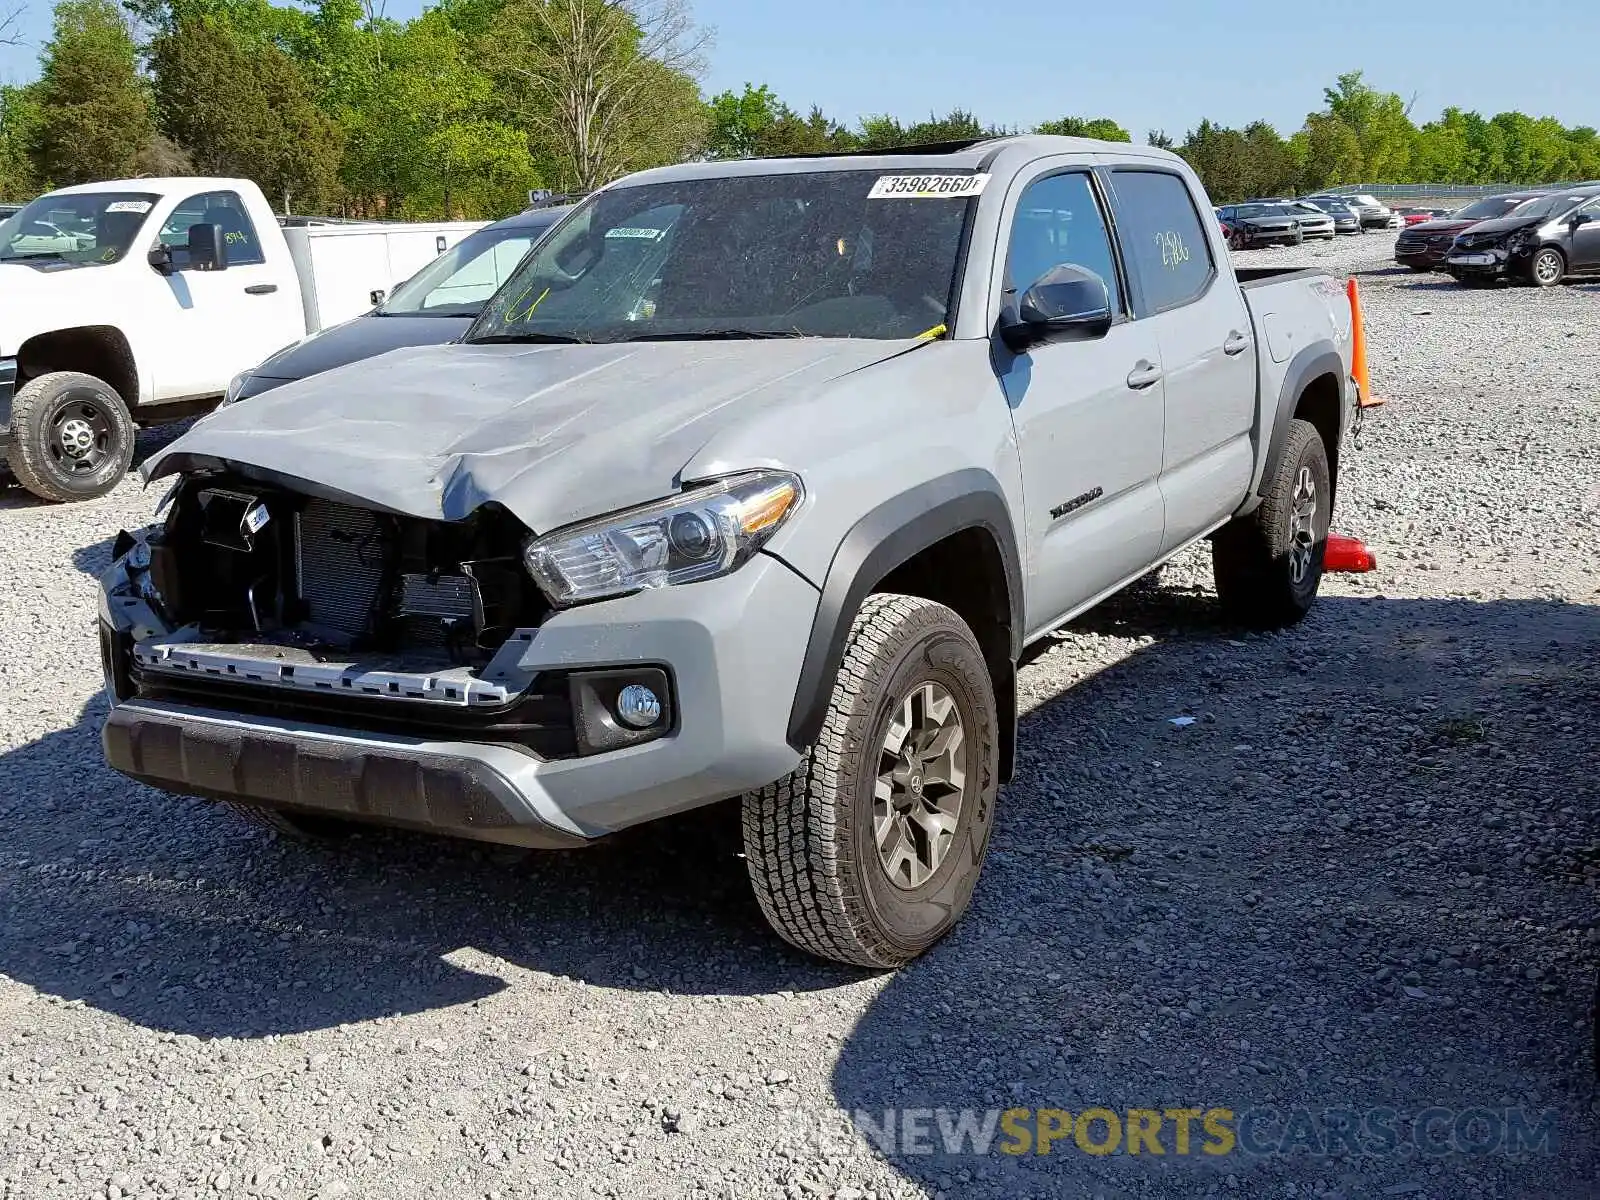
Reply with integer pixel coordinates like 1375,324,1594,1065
616,684,662,729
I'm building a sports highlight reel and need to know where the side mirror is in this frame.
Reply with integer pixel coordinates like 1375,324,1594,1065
370,288,387,307
1570,212,1594,228
147,245,174,274
186,222,229,272
1001,264,1113,351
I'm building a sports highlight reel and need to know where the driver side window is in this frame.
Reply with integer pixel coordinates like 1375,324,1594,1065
1004,172,1123,315
157,190,265,267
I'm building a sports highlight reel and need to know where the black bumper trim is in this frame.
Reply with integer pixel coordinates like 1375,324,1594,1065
103,703,589,849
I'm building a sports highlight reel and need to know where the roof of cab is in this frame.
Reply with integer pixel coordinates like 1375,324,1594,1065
42,177,258,197
610,135,1186,189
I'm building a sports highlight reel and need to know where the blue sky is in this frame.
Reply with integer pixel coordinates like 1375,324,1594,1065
3,0,1595,139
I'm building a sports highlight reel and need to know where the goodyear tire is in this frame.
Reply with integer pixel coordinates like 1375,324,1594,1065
6,371,136,503
743,594,999,968
1212,418,1331,629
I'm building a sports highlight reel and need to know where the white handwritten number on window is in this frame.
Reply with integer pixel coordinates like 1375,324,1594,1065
1154,230,1190,269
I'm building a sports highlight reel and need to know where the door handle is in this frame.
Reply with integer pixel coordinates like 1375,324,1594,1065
1223,331,1252,356
243,283,278,296
1126,361,1163,390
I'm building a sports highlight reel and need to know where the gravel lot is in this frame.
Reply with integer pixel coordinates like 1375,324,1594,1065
2,233,1597,1200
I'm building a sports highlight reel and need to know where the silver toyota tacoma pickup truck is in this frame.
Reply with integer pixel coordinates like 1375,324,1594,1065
98,137,1362,968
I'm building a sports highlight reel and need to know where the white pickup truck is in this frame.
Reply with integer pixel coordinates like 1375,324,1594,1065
0,177,483,502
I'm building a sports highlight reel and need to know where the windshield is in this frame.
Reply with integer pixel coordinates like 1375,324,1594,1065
468,170,976,344
0,191,159,265
1233,204,1290,219
380,214,561,317
1506,192,1592,221
1453,196,1533,220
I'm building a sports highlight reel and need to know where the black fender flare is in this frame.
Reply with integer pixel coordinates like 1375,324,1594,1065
1255,343,1348,500
785,469,1024,762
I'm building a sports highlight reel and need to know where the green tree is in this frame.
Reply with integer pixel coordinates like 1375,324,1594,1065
0,84,44,199
342,12,532,217
1177,119,1252,202
705,82,778,159
1320,70,1416,182
150,15,343,211
482,0,709,192
756,103,856,156
1036,116,1131,142
1146,128,1175,150
33,0,155,185
1290,112,1363,191
1239,120,1296,197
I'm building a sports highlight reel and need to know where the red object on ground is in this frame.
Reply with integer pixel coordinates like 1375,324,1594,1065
1324,533,1377,573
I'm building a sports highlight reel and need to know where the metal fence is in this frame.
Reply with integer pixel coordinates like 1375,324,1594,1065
1327,181,1600,203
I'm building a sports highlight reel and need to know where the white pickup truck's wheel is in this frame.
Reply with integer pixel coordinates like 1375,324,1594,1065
1212,417,1331,628
743,594,999,968
6,371,136,503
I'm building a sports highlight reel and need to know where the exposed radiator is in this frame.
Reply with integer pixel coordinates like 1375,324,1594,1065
294,500,387,639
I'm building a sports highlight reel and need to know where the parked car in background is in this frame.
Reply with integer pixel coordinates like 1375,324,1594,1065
1394,191,1550,271
1218,202,1305,248
0,176,485,503
1446,185,1600,286
1300,197,1364,234
223,204,572,407
1287,202,1336,239
1310,193,1395,229
0,203,22,220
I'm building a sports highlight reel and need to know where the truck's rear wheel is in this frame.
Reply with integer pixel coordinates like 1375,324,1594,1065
742,594,999,968
1212,418,1331,628
5,371,136,503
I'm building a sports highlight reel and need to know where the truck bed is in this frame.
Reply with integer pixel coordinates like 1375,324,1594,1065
1234,265,1334,289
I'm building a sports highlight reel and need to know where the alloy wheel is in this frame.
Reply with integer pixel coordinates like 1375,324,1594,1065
1287,464,1318,585
1534,250,1563,286
874,681,967,890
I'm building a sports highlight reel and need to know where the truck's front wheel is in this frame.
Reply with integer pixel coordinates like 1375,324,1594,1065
743,594,999,968
6,371,136,503
1212,418,1331,628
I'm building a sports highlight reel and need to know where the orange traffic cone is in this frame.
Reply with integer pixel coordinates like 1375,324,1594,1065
1324,533,1377,573
1346,278,1384,409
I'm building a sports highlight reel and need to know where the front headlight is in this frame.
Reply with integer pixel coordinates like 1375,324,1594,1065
523,471,803,605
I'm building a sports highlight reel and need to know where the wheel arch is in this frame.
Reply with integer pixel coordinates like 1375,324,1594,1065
1253,343,1349,511
785,469,1023,782
15,326,140,410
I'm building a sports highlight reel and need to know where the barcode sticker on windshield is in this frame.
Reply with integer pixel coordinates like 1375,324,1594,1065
105,200,152,214
605,226,664,240
868,173,990,200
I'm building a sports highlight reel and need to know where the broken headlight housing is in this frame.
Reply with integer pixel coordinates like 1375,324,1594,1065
522,471,802,606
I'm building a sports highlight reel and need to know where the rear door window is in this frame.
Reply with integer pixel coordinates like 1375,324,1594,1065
1107,169,1216,315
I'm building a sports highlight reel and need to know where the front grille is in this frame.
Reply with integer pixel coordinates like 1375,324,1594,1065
296,500,386,638
132,666,579,759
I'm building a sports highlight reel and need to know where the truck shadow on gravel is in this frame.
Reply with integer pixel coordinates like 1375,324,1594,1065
0,697,850,1039
829,591,1600,1199
1,592,1597,1185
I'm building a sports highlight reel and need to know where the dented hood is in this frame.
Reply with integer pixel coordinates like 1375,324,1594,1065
144,338,916,531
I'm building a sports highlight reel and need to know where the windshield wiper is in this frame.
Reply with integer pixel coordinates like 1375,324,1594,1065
611,329,811,342
466,332,591,345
